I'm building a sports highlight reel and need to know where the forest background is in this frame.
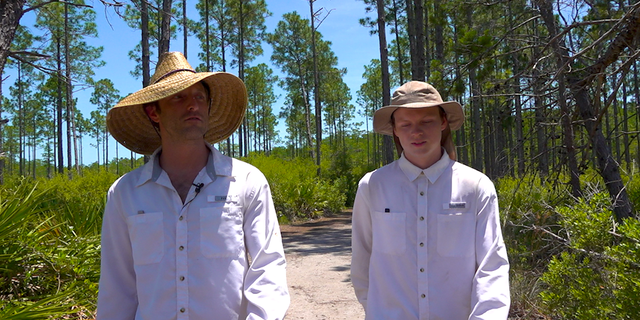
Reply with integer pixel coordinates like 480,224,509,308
1,0,640,319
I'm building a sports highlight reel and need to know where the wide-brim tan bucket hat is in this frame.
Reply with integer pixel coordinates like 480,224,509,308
373,81,464,135
373,81,464,161
107,51,247,155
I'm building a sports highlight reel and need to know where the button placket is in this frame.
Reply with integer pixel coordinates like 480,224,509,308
176,204,189,319
416,175,429,316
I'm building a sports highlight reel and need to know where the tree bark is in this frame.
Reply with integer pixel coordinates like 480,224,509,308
433,0,444,62
0,0,26,183
412,0,425,80
142,0,151,164
238,0,246,157
159,0,171,55
310,0,322,175
391,0,405,84
183,0,188,58
56,37,64,174
377,0,395,163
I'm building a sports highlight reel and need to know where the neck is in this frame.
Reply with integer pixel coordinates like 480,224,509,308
159,141,210,180
405,147,443,170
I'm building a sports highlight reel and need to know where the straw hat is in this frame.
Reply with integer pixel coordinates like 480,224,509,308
107,52,247,155
373,81,464,161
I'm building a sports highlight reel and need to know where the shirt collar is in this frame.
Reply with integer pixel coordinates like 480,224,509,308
136,143,226,187
398,149,452,183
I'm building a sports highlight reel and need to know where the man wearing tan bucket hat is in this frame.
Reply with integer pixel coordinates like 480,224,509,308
97,52,289,319
351,81,510,319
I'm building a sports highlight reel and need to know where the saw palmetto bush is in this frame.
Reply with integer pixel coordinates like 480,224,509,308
0,170,118,319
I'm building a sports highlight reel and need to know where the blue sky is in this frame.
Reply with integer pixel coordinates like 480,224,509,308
3,0,383,165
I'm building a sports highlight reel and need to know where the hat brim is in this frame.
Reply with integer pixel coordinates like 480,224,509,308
373,101,464,135
107,72,247,155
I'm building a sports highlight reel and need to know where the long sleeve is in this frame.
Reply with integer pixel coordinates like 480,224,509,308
96,184,138,320
469,176,510,320
242,170,290,320
350,174,373,309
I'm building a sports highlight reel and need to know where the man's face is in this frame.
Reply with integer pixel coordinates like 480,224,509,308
147,82,210,144
393,107,447,169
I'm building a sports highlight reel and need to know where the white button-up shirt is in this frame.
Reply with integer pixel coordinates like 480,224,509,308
97,145,289,319
351,151,510,320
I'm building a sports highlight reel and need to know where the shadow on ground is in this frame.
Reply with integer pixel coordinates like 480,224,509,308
281,211,353,256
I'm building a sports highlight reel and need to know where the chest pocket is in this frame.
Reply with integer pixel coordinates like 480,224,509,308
437,210,475,257
126,212,165,265
371,211,406,255
200,206,244,258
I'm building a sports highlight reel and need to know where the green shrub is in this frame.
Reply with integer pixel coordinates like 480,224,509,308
246,154,346,222
0,179,99,318
539,193,640,319
0,171,117,318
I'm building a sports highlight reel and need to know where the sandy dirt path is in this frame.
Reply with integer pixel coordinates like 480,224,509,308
280,212,365,319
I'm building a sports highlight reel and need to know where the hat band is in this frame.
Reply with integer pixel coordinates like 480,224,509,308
152,68,196,85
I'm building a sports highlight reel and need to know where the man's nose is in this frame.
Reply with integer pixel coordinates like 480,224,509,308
187,95,203,110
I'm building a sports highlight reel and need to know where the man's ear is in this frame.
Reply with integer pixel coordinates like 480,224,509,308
440,114,448,131
144,103,160,124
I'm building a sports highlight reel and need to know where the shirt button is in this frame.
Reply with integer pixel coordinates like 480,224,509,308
419,216,425,221
420,191,424,196
179,216,184,221
420,242,424,247
420,268,424,272
180,276,185,281
180,307,185,313
421,294,426,298
179,246,184,251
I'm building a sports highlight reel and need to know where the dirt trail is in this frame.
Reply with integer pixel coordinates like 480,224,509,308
281,212,365,319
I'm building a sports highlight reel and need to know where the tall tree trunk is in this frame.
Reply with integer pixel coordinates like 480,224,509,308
65,2,80,176
183,0,188,58
531,18,548,176
510,2,525,176
466,8,482,171
0,89,4,184
392,0,405,84
469,64,482,171
377,0,395,163
622,81,630,173
238,0,245,157
0,0,26,181
433,0,444,62
413,0,425,80
424,1,430,80
0,0,26,77
612,88,621,164
634,63,640,174
558,75,582,198
18,63,24,176
405,0,418,80
142,0,151,163
310,0,322,175
56,37,64,174
205,0,210,71
159,0,171,55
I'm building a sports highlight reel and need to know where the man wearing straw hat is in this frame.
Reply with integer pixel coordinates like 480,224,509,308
97,52,289,319
351,81,510,319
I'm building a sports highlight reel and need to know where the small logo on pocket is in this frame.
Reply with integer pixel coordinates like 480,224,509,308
209,195,239,202
449,202,466,209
